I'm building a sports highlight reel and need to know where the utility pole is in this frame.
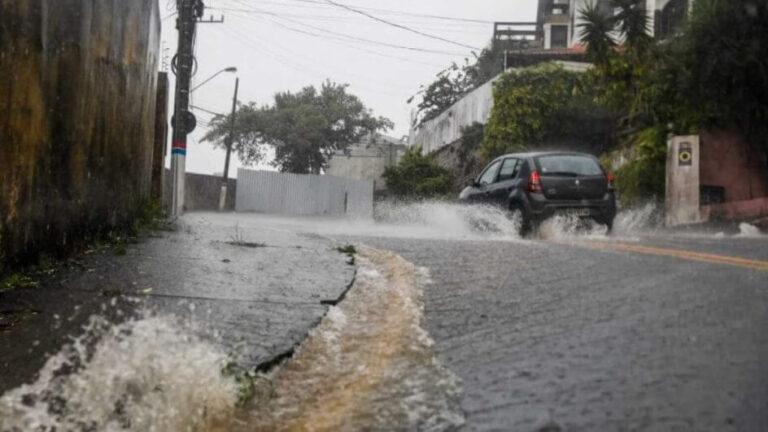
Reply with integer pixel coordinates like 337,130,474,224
169,1,223,218
219,77,239,210
169,0,203,218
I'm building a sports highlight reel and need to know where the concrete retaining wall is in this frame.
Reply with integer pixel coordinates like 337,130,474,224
409,77,497,155
0,0,161,266
163,171,237,212
236,169,373,218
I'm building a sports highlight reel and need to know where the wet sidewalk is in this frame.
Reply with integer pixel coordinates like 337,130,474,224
0,212,356,393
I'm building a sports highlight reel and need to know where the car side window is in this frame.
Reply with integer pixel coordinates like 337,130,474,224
497,158,520,182
478,160,501,186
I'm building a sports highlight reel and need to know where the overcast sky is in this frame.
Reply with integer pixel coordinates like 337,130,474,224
161,0,538,176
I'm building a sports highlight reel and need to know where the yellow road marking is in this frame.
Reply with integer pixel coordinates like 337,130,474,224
576,241,768,273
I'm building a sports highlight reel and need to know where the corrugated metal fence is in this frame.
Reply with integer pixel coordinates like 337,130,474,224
236,169,373,217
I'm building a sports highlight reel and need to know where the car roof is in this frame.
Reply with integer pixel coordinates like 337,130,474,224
492,151,597,161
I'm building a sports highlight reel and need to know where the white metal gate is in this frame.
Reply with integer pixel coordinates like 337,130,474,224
235,169,373,218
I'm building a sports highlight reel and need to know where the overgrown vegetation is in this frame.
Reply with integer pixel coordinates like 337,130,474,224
382,148,454,199
580,0,768,203
482,63,611,162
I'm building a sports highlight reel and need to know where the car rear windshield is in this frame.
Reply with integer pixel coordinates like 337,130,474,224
535,155,604,177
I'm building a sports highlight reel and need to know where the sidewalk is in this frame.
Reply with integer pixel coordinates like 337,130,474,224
0,212,356,393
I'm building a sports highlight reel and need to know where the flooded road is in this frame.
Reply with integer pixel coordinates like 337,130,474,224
2,203,767,431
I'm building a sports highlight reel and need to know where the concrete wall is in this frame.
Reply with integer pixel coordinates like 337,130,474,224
409,77,497,155
236,169,373,218
699,130,768,203
326,135,406,191
0,0,161,266
163,171,237,212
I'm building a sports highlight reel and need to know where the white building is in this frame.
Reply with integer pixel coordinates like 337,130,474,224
325,134,406,191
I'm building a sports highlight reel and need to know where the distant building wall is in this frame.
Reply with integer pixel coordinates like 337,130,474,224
236,169,373,218
163,171,237,212
0,0,161,266
326,135,406,191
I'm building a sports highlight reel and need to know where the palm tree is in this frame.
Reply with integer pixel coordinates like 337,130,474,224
578,1,617,66
612,0,652,52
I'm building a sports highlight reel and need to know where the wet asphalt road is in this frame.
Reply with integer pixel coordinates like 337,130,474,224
344,233,768,432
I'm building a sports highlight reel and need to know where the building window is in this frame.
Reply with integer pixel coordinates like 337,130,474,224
551,25,568,48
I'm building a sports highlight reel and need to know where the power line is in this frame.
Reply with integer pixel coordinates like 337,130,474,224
224,4,467,56
322,0,481,50
221,24,415,99
274,0,495,25
225,17,416,91
209,7,489,28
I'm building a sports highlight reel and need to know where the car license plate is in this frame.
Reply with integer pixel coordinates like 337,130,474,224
568,208,591,217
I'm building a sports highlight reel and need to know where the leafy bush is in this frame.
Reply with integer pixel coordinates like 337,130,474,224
481,63,612,162
382,148,454,198
605,126,668,206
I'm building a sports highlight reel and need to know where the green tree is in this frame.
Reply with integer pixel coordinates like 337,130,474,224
203,81,392,174
382,147,454,198
672,0,768,148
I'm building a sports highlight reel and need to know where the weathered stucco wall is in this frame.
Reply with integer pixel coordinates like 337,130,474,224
700,130,768,203
0,0,161,266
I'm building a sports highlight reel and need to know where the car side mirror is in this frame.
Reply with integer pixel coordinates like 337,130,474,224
467,177,478,187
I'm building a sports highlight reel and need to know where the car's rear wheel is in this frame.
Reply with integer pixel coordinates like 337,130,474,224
595,216,614,233
509,204,531,236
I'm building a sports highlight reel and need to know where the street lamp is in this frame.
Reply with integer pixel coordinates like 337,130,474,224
190,66,237,93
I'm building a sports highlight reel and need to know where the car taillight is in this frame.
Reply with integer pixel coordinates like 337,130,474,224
527,170,542,193
606,172,615,190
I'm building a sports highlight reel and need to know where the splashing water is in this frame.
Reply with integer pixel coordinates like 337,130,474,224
373,200,522,240
534,202,663,241
0,315,239,432
737,223,765,238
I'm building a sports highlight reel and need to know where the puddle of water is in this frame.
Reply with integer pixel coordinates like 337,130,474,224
0,315,238,431
232,246,464,432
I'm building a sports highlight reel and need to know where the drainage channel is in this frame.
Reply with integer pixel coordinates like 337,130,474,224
227,246,465,431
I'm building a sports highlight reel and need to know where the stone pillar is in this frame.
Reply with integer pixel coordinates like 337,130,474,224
665,135,701,226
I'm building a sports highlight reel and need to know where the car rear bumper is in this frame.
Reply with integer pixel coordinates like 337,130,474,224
523,192,617,222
